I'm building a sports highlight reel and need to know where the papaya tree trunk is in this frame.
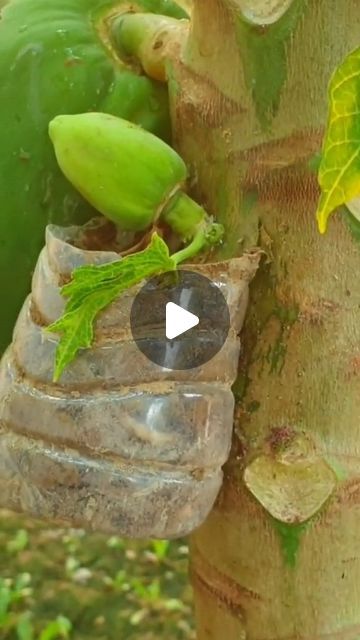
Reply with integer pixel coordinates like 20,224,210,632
168,1,360,637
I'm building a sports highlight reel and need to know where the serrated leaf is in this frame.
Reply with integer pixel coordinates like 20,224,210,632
316,46,360,233
48,284,121,382
47,233,175,382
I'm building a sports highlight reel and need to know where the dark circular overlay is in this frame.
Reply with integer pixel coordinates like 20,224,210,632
130,270,230,370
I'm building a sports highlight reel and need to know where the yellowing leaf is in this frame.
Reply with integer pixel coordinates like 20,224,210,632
47,233,175,382
316,46,360,233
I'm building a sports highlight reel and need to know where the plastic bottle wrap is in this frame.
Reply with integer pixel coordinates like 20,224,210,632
0,224,259,538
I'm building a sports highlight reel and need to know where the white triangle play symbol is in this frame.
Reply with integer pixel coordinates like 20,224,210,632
165,302,199,340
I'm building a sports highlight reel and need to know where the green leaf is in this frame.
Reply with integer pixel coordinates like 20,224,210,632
316,46,360,233
47,233,175,382
346,204,360,241
6,529,29,554
38,615,72,640
16,612,34,640
150,539,170,560
0,579,11,625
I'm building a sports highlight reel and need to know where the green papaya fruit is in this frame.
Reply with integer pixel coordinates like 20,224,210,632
49,113,187,231
0,0,187,354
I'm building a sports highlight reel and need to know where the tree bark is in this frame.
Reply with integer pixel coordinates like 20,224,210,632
168,1,360,637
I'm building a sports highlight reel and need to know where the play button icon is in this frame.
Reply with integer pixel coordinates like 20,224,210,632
130,269,230,370
165,302,199,340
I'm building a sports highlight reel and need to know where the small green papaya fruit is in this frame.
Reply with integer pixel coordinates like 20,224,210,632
49,113,188,231
0,0,187,355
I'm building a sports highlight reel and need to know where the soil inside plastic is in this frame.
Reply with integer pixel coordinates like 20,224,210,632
68,217,135,253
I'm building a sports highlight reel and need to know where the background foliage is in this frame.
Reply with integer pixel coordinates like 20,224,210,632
0,511,194,640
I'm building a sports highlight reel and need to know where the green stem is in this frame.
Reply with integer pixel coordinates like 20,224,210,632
111,13,155,59
109,12,187,82
161,191,206,238
171,218,224,265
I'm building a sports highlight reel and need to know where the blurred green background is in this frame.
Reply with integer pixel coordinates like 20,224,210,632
0,511,194,640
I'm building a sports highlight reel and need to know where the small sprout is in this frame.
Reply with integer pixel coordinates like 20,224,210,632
106,535,124,550
105,570,130,592
150,539,170,561
129,608,148,626
13,574,32,600
38,615,72,640
16,611,34,640
130,577,161,602
164,598,185,611
6,529,29,554
65,556,80,577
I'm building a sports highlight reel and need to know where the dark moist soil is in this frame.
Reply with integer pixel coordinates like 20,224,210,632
70,217,170,256
0,510,194,640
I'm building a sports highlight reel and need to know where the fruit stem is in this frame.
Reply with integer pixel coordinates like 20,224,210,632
171,219,224,265
161,191,206,238
163,191,224,263
109,12,188,82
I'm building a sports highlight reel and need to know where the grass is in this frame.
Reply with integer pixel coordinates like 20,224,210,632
0,510,194,640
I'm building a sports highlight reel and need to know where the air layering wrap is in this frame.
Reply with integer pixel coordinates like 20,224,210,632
0,225,259,538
